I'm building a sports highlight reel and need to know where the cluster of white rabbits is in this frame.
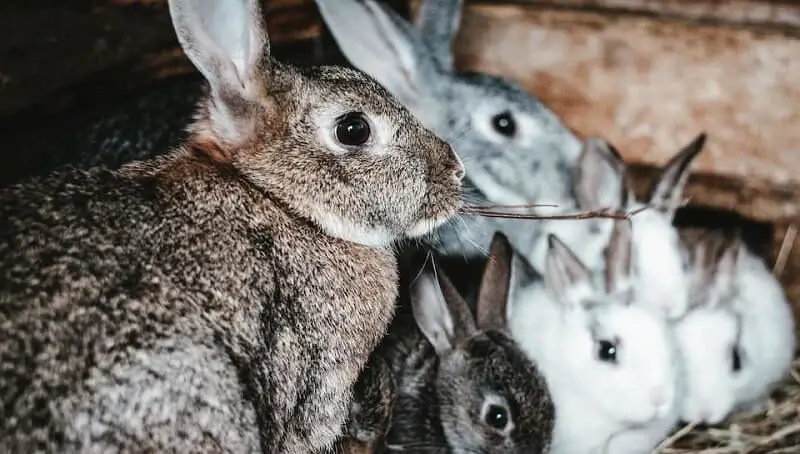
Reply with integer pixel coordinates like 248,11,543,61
316,0,798,453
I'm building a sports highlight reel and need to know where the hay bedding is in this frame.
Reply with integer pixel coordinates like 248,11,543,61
655,357,800,454
653,227,800,454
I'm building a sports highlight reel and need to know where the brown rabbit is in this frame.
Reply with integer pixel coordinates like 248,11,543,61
0,0,463,452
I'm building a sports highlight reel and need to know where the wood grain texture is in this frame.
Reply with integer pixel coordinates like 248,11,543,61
479,0,800,29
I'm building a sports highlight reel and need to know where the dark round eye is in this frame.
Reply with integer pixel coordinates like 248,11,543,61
483,403,510,431
335,112,371,146
732,345,742,372
597,340,618,363
491,111,516,137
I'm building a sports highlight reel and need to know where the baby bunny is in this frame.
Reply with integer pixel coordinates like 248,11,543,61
528,133,707,320
510,220,683,454
674,228,797,425
377,233,555,453
315,0,583,258
0,0,463,452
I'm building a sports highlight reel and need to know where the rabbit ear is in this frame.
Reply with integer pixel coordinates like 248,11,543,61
544,234,594,309
476,232,513,331
695,230,742,309
315,0,438,110
414,0,464,71
648,133,707,218
168,0,271,141
411,263,477,355
604,219,634,299
575,138,630,211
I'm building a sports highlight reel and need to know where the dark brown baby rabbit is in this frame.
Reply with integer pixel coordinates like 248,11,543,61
0,0,464,452
370,233,556,453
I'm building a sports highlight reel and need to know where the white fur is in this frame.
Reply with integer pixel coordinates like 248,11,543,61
509,237,682,454
313,209,395,248
675,248,796,424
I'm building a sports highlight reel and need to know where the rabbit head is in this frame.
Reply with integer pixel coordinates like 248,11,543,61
674,230,750,424
529,133,707,319
315,0,582,255
168,0,465,248
406,233,555,453
538,220,680,425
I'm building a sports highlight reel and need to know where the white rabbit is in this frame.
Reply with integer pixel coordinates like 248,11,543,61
509,219,683,454
674,228,797,425
528,134,707,320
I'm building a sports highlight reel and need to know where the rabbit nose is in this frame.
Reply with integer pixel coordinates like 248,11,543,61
451,152,465,181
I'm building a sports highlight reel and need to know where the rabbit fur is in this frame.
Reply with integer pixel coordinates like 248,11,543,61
0,0,464,452
673,228,797,425
374,233,555,453
527,134,707,320
314,0,584,259
509,220,683,454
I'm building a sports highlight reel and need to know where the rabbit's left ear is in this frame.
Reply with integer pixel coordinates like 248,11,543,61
168,0,272,143
414,0,464,71
476,232,514,331
411,263,477,356
648,133,707,218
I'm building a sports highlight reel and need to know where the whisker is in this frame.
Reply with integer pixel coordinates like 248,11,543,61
461,205,648,221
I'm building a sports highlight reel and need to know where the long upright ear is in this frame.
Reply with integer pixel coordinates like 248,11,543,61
168,0,270,140
414,0,464,71
575,138,630,211
648,133,707,218
544,234,594,308
411,263,477,355
476,232,513,331
604,219,634,298
694,229,742,309
315,0,437,110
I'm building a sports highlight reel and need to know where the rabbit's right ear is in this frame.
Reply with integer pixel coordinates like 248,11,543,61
544,234,594,309
575,138,629,211
476,232,513,331
692,229,742,309
604,219,634,301
411,264,477,355
414,0,464,71
648,133,707,218
315,0,437,110
168,0,271,142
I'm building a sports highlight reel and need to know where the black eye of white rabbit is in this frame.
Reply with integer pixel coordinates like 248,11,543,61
480,394,514,434
491,111,517,138
597,339,619,363
731,344,743,372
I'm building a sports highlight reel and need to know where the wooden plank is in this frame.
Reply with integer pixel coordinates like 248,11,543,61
437,2,800,225
480,0,800,30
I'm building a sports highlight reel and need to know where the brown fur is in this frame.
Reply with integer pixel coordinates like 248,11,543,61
0,0,463,452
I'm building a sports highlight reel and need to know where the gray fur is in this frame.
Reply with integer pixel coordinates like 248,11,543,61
0,0,463,452
372,233,555,452
315,0,583,259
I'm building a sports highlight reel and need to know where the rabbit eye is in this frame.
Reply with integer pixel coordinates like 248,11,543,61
335,112,371,147
597,339,618,363
731,345,742,372
491,111,516,138
482,403,511,432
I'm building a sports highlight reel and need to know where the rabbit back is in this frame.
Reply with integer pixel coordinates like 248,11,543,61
0,162,398,453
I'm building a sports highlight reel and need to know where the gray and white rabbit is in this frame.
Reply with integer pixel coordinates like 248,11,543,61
374,232,555,453
0,0,464,452
527,134,707,319
315,0,583,258
509,220,683,454
673,228,797,425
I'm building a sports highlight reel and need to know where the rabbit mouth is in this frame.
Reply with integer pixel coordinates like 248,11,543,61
405,214,456,239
